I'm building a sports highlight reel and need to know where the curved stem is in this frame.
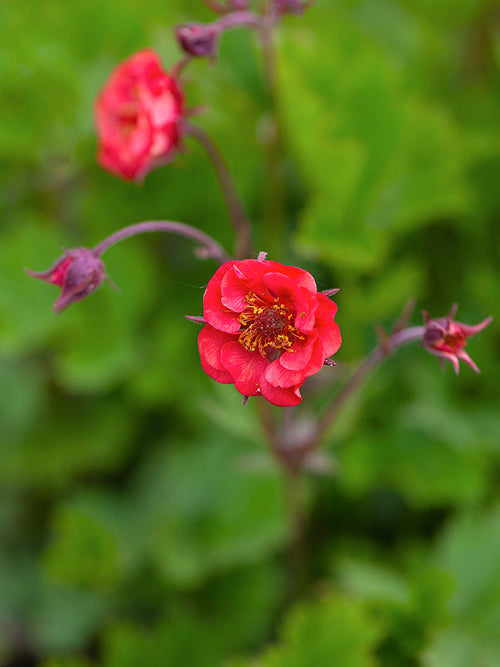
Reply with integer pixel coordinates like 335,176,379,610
186,123,253,258
310,326,425,449
92,220,230,265
216,10,261,30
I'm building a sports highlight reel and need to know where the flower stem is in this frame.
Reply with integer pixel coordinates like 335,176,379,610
92,220,230,265
284,464,306,597
311,325,425,449
216,10,261,31
255,400,307,596
186,122,253,258
258,15,287,257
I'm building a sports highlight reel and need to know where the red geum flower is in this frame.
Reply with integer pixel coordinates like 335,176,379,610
422,305,492,374
196,256,341,406
26,248,107,313
95,49,185,182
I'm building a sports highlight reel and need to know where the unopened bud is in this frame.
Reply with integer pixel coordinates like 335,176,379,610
26,247,107,312
174,23,220,59
422,305,492,374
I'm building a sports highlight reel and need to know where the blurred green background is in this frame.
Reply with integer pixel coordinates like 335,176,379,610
0,0,499,665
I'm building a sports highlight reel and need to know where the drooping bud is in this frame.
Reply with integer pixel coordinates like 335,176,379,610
26,247,107,313
422,305,492,374
174,23,220,60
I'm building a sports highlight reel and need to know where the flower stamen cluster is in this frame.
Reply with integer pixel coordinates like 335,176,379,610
238,291,303,357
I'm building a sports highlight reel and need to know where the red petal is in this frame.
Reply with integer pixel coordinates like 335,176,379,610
258,373,303,407
198,325,235,374
315,294,341,356
220,260,271,311
203,280,241,333
264,359,306,388
280,331,318,371
265,261,317,294
262,273,317,334
220,341,268,396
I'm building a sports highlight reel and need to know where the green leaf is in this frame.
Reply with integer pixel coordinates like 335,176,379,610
256,592,381,667
132,437,288,587
423,505,500,666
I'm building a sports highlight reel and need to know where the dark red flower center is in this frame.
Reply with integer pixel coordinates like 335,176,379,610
117,101,140,137
237,292,302,357
443,332,466,350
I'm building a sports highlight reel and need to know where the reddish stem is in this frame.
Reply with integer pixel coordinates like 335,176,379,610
92,220,230,265
186,123,253,259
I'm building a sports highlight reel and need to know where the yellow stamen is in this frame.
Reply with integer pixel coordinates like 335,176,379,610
237,292,303,357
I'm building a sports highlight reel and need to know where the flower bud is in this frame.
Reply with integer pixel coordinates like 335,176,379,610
174,23,220,60
422,305,492,374
26,247,107,312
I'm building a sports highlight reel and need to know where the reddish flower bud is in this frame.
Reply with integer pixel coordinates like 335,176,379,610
196,257,341,406
26,248,107,313
422,305,492,374
95,49,185,182
174,23,220,59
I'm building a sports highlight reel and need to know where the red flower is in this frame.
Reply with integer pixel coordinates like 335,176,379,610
423,305,492,374
95,49,184,182
26,248,107,312
197,257,341,406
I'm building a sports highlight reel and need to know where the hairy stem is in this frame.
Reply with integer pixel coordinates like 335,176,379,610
92,220,230,265
187,123,253,259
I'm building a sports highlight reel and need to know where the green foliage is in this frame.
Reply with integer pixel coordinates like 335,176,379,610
254,593,381,667
0,0,498,665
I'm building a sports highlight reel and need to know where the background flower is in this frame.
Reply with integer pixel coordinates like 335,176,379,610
95,49,184,181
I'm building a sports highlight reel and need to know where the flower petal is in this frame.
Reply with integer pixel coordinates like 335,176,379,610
220,260,270,311
264,360,306,389
220,341,268,396
204,280,241,333
198,325,235,374
315,294,342,356
265,261,317,294
280,331,318,371
258,372,302,407
262,273,318,334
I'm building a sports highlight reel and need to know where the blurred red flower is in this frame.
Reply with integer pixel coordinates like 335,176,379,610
198,258,341,406
423,305,492,373
95,49,184,182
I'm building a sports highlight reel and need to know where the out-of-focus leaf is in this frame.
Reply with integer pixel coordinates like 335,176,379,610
132,437,287,587
423,505,500,666
279,15,470,272
250,592,381,667
102,611,224,667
